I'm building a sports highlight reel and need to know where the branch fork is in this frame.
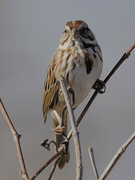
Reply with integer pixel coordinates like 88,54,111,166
88,132,135,180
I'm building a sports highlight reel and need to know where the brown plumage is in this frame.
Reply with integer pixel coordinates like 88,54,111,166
42,20,103,169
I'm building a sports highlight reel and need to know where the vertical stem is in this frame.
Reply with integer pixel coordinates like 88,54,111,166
59,75,83,180
0,99,29,180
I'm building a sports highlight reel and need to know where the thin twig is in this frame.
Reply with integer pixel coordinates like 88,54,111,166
29,147,64,180
126,42,135,54
68,42,135,140
0,98,64,180
0,99,29,180
59,75,83,180
88,133,135,180
47,155,63,180
88,147,99,180
99,132,135,180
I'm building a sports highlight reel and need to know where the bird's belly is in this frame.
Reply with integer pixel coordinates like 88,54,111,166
69,64,102,107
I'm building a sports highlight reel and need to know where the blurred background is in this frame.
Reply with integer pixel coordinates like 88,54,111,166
0,0,135,179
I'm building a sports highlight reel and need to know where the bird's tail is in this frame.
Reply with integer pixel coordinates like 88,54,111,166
53,113,70,169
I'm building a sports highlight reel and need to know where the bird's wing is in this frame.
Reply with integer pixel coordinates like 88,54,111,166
42,54,60,123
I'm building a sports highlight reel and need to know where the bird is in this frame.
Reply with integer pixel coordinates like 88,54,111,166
42,20,103,169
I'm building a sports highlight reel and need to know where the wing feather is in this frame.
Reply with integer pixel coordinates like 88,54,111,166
42,54,60,123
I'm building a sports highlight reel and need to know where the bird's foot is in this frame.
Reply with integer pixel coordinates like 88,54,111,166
93,79,106,94
54,125,66,134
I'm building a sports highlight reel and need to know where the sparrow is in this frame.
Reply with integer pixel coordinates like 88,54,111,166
42,20,103,169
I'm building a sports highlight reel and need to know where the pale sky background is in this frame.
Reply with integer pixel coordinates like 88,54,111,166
0,1,135,180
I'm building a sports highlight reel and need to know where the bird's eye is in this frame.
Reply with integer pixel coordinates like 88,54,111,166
81,27,89,34
64,30,67,33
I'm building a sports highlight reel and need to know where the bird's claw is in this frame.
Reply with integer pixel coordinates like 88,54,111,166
93,79,106,94
54,125,66,134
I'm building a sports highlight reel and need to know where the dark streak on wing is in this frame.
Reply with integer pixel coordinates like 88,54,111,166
44,83,48,91
85,55,93,74
54,78,56,84
49,89,59,109
66,72,69,82
89,36,95,41
93,53,97,59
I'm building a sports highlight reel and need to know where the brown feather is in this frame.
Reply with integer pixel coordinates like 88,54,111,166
42,52,60,123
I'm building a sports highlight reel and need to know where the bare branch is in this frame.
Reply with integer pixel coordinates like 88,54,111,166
47,155,63,180
29,146,64,180
126,42,135,54
99,132,135,180
0,99,63,180
89,133,135,180
88,147,99,180
0,99,29,180
103,43,135,84
59,75,83,180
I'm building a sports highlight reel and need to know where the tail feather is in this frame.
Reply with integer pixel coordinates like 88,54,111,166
53,114,70,169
